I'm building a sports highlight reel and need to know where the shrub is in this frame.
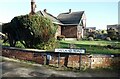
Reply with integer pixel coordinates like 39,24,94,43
106,37,111,41
57,35,65,40
35,38,59,50
3,14,58,50
82,36,88,40
88,37,94,41
107,28,118,40
88,31,96,39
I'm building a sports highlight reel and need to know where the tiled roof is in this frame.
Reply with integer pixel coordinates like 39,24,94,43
36,10,62,25
57,11,84,25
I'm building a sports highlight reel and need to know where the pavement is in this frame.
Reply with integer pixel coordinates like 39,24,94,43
0,56,120,77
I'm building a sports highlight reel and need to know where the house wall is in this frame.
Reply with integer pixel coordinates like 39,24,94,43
107,25,118,30
77,13,86,39
77,26,83,40
81,13,86,38
81,13,86,28
107,24,120,36
55,25,61,39
0,22,2,32
61,25,77,38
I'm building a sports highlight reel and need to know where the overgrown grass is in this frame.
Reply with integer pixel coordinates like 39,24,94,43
59,40,120,54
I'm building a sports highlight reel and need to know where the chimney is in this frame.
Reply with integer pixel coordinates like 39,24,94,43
44,9,47,13
69,9,71,13
30,0,36,15
31,0,35,2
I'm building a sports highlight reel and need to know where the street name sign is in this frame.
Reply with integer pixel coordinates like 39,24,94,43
55,48,85,54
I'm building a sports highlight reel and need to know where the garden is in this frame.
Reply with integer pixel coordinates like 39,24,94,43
59,40,120,54
1,39,120,54
1,13,120,73
1,13,120,54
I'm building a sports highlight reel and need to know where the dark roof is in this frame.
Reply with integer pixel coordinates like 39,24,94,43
36,10,62,25
57,11,84,25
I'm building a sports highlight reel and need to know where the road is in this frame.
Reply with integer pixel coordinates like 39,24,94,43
1,57,119,77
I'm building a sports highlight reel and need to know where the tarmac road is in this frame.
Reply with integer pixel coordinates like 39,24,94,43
0,56,119,77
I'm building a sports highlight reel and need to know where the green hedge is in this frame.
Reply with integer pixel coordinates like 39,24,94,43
3,14,58,50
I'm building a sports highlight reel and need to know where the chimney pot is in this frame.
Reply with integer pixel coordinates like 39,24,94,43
44,9,47,12
69,9,71,13
30,0,36,15
31,0,35,2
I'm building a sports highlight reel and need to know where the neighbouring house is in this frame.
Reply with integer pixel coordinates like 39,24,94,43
57,9,86,40
36,9,86,40
107,24,120,35
0,22,3,32
86,27,96,32
0,22,2,25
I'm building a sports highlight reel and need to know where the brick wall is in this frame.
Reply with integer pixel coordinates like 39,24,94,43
2,48,120,69
61,26,77,38
55,25,61,39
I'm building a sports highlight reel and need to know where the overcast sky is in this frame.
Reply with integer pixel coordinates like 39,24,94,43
0,0,119,30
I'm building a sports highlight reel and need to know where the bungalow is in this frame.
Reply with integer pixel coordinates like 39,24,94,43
57,9,86,40
0,22,3,32
36,9,86,40
30,0,86,40
107,24,120,36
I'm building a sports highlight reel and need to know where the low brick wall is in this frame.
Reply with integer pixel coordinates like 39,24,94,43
1,47,120,69
2,49,45,64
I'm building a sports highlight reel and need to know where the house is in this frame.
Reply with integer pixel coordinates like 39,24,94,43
86,27,96,32
57,9,86,40
36,9,62,39
36,9,86,40
0,22,2,25
30,0,86,40
107,24,120,35
0,22,3,32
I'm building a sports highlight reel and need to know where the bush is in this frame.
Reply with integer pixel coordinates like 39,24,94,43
35,38,59,50
88,31,96,39
95,39,102,41
106,37,111,41
57,35,65,40
3,14,58,50
82,36,88,40
107,45,112,49
88,37,94,41
107,28,118,40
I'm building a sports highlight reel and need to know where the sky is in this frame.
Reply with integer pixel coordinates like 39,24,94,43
0,0,119,30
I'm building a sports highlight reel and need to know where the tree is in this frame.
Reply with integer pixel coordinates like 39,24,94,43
2,14,58,50
107,28,118,40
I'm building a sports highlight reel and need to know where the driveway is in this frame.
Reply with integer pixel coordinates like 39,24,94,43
1,56,119,77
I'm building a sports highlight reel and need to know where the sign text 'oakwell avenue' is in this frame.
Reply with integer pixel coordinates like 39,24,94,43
55,48,86,54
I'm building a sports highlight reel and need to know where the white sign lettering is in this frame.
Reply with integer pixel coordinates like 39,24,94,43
55,48,85,54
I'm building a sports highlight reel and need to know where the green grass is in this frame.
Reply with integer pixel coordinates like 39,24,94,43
0,40,25,48
1,39,120,54
59,40,120,54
